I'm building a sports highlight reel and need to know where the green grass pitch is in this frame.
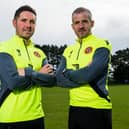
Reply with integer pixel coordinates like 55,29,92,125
42,85,129,129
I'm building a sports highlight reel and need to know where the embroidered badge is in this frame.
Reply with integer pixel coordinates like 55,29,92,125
84,47,93,54
34,51,41,57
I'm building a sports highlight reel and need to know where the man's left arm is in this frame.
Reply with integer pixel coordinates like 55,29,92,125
24,67,56,86
64,48,110,84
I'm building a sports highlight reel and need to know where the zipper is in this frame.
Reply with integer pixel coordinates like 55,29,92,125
76,39,82,60
23,40,33,68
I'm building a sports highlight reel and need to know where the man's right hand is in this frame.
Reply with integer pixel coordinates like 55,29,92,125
39,64,54,75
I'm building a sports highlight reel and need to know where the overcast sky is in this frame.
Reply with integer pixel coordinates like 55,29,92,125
0,0,129,53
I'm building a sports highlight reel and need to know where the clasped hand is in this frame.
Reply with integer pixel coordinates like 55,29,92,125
18,64,54,76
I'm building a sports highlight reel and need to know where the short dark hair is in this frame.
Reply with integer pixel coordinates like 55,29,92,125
72,7,92,21
14,5,36,19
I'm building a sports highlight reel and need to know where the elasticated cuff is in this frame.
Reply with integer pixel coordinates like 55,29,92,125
25,67,33,77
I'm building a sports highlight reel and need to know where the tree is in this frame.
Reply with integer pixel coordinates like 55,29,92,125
35,44,67,73
111,48,129,83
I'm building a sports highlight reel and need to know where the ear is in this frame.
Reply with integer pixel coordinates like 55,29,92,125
91,20,94,28
12,19,16,28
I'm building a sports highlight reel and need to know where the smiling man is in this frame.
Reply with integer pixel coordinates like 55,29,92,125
0,5,55,129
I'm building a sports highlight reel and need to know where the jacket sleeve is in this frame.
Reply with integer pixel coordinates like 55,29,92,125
56,56,81,87
0,53,32,90
0,53,32,106
25,67,56,87
56,48,110,87
64,48,110,84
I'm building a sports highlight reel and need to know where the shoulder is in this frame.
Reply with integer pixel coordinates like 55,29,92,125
63,43,76,56
0,40,12,53
93,36,112,51
33,44,46,58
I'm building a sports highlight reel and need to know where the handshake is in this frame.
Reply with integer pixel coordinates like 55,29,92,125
44,53,62,74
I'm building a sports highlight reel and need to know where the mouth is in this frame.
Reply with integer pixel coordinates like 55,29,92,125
23,30,33,35
78,30,86,34
77,30,88,38
23,28,32,32
78,28,86,32
24,29,31,32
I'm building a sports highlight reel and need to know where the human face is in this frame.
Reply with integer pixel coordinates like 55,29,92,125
13,11,36,40
72,11,94,39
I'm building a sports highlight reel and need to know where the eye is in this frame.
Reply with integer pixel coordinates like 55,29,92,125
73,21,80,25
82,20,89,23
21,18,27,22
30,20,36,24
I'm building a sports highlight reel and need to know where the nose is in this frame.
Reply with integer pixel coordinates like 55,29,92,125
25,21,31,27
79,23,84,28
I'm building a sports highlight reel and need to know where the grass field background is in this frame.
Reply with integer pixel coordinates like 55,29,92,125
42,85,129,129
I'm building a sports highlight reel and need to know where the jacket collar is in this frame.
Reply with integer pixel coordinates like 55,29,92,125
76,34,95,44
11,35,33,47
